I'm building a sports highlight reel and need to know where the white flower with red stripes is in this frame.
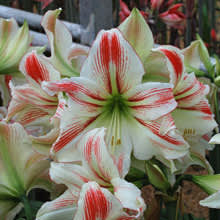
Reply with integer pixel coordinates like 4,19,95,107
36,128,145,220
42,28,189,164
6,51,66,155
144,46,217,154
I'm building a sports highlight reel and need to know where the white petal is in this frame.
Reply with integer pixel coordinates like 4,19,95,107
200,191,220,209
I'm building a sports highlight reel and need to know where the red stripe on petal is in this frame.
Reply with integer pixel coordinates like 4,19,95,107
136,117,184,145
20,109,48,125
53,116,98,152
53,198,76,209
160,49,183,82
99,33,112,93
84,187,109,220
83,135,112,184
128,88,173,102
178,100,212,115
25,53,50,84
117,154,124,177
46,81,106,102
111,33,122,93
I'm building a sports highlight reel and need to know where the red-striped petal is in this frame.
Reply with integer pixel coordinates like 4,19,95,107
126,82,177,121
78,128,120,186
75,182,134,220
80,29,144,95
20,51,60,86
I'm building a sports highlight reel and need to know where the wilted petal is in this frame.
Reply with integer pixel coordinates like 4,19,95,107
80,29,145,94
118,8,154,62
200,191,220,209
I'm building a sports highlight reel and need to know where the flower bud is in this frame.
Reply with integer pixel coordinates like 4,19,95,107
145,161,170,191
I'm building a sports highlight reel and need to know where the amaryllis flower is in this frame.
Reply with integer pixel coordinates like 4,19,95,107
43,28,189,163
159,4,186,29
41,9,89,77
0,121,51,219
6,51,62,155
36,128,145,220
0,18,31,75
144,45,217,157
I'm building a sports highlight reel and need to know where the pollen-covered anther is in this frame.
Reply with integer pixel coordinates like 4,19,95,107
111,136,121,146
116,139,121,145
183,128,196,137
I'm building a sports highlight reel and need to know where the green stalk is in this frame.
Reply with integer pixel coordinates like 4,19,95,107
21,195,33,220
209,88,220,220
166,201,177,220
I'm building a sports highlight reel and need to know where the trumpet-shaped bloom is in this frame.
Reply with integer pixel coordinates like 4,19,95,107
0,18,31,75
7,51,60,126
0,121,51,219
36,128,145,220
43,28,189,163
6,51,62,155
41,9,88,77
144,45,217,155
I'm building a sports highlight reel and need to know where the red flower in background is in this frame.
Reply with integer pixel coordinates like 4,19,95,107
159,3,186,29
119,0,148,22
119,0,131,22
35,0,53,9
150,0,164,10
211,28,217,42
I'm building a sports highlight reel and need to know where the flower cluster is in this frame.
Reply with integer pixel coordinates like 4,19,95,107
0,7,219,220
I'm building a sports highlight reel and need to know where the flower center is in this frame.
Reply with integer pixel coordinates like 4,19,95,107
102,94,130,148
103,94,129,115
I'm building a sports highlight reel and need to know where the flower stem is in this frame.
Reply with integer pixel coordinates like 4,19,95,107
21,195,33,220
166,201,177,220
210,89,220,220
